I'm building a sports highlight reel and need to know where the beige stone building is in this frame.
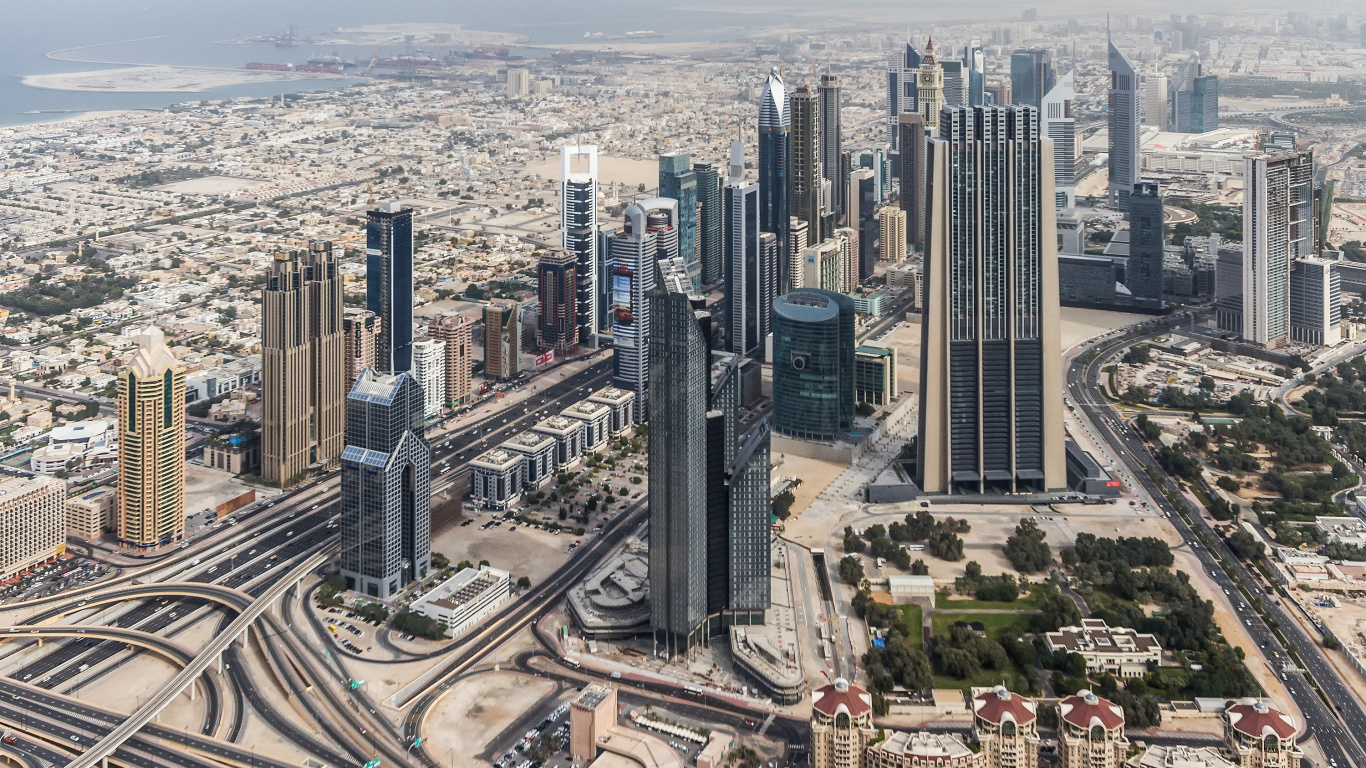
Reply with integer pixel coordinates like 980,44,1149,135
867,731,982,768
569,684,617,763
1046,619,1163,678
973,687,1040,768
431,311,473,407
879,207,907,263
1223,701,1301,768
118,326,186,551
812,679,876,768
0,474,65,579
343,308,378,392
66,486,116,540
485,300,520,380
1059,691,1128,768
261,242,345,487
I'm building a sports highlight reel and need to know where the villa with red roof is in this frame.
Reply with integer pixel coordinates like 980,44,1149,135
972,687,1040,768
1059,690,1129,768
1223,700,1302,768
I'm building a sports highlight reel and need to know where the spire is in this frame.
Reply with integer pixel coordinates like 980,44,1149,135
729,140,745,182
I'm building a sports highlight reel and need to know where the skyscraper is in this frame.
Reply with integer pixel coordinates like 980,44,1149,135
888,42,922,150
561,144,600,346
917,39,945,127
725,141,769,359
431,312,473,408
118,326,185,550
1010,50,1054,110
485,300,521,379
611,199,679,418
1289,257,1341,347
340,369,431,598
537,249,578,352
818,74,843,227
771,289,855,443
648,268,768,656
918,105,1066,495
790,83,823,247
342,308,378,393
367,201,414,374
1243,149,1314,347
1128,181,1166,305
880,207,907,263
694,162,723,285
1107,38,1141,211
759,68,792,293
262,242,345,488
411,338,446,418
941,60,966,109
898,113,927,254
659,152,700,290
1144,71,1169,130
788,217,809,293
849,168,877,280
1041,71,1079,210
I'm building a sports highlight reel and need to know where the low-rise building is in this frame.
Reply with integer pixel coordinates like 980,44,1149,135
886,575,935,600
1315,516,1366,548
0,474,66,580
570,684,618,763
533,415,586,470
1046,619,1161,677
470,448,524,510
1129,745,1237,768
867,732,982,768
203,431,260,475
1224,701,1301,768
562,400,612,453
409,565,511,638
589,386,637,432
502,431,556,489
66,486,117,540
855,343,897,406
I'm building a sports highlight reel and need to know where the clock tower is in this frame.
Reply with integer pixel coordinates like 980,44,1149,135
917,38,944,134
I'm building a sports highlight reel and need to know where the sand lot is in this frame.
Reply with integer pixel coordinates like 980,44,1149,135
422,671,562,768
430,516,574,586
23,66,347,93
526,155,660,191
1059,306,1151,350
156,176,267,195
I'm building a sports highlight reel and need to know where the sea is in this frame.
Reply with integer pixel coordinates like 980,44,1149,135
0,0,805,128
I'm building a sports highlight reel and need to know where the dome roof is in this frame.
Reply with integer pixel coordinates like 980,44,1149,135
973,686,1037,725
1060,690,1124,730
1226,701,1295,740
813,678,871,718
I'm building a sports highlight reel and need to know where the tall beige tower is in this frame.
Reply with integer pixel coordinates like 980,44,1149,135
811,679,875,768
485,300,520,380
973,687,1040,768
1058,691,1128,768
118,326,186,551
917,38,945,132
432,312,473,407
261,241,345,487
343,308,378,392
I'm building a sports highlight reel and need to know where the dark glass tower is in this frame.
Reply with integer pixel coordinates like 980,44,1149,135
537,250,578,351
1128,181,1165,305
898,113,927,255
818,74,843,226
340,369,431,598
724,142,769,359
758,67,792,294
694,162,723,286
918,106,1065,495
366,201,414,374
771,289,855,443
1010,49,1054,110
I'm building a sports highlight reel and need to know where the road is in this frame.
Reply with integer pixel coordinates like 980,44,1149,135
1068,322,1366,768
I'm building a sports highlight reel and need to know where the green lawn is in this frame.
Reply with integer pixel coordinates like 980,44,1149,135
935,591,1042,611
934,668,1016,691
931,611,1033,641
898,603,923,638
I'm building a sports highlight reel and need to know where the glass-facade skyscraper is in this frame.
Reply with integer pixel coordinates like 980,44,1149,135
561,145,599,346
724,142,769,360
1010,49,1054,110
610,199,678,419
1128,181,1165,306
918,105,1066,495
1107,39,1141,212
758,67,792,294
340,369,431,599
818,74,843,227
659,152,699,291
694,161,723,286
366,201,413,374
771,289,855,443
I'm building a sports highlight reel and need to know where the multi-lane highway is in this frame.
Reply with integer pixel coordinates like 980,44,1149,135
1068,323,1366,767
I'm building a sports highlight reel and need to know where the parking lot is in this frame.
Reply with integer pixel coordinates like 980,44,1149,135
0,556,111,603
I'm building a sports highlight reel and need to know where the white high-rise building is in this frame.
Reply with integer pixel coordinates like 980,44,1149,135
1243,149,1314,348
412,338,447,418
1144,71,1169,130
1289,257,1340,347
561,144,600,345
1042,71,1079,211
610,199,679,420
1108,38,1142,211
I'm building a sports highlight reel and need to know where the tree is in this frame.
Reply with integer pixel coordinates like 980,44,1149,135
1004,518,1052,573
843,526,867,554
1216,475,1241,493
1227,530,1263,561
772,489,796,519
839,555,865,585
430,552,450,570
516,576,532,589
911,559,929,575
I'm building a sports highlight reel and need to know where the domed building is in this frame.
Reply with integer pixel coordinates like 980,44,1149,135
1058,690,1128,768
1223,700,1301,768
973,687,1040,768
811,678,875,768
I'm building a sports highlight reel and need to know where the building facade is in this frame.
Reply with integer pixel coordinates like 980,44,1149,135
118,326,186,550
1223,701,1302,768
431,312,473,407
1108,40,1142,211
1058,692,1128,768
1010,50,1054,111
790,84,824,247
1046,619,1163,677
339,369,431,598
485,300,521,380
611,199,679,420
659,152,700,289
262,242,345,487
855,343,897,406
867,732,983,768
342,308,378,393
561,144,600,345
695,161,723,285
973,687,1040,768
1128,181,1166,305
1289,257,1341,347
1041,71,1079,210
0,475,65,581
366,201,414,374
1243,149,1314,347
411,338,446,418
725,141,769,360
898,113,927,255
819,74,844,226
772,289,855,443
918,105,1066,495
538,249,579,352
880,207,907,263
